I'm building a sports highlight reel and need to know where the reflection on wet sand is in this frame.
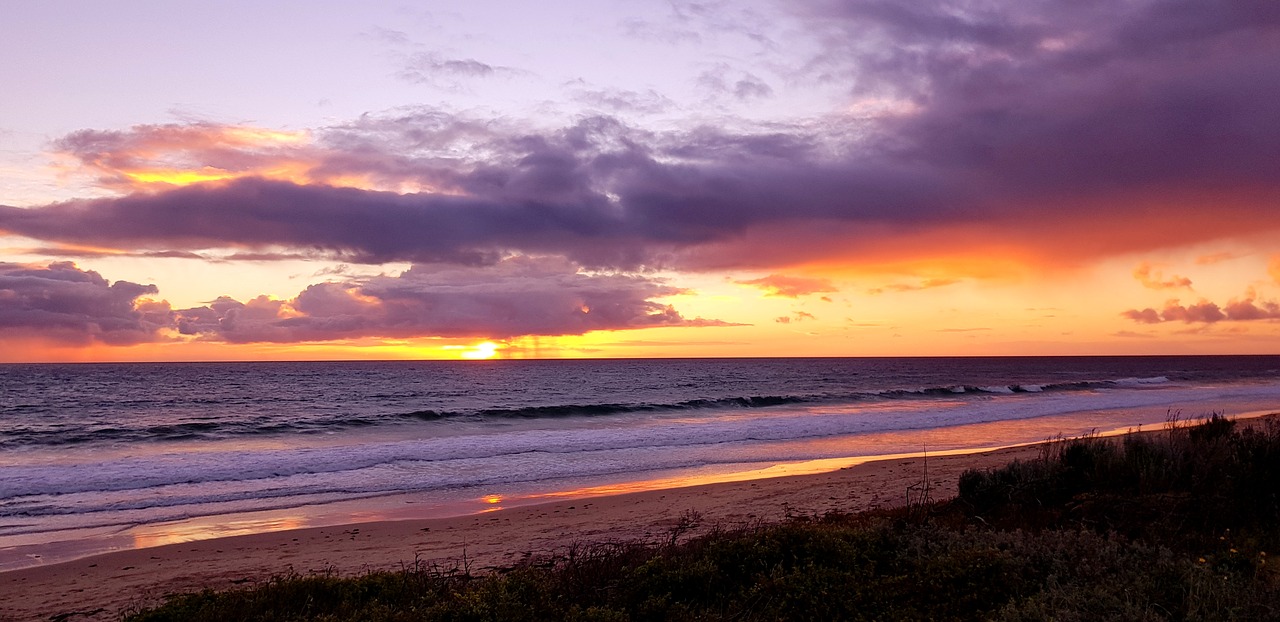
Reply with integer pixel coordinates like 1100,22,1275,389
133,514,308,549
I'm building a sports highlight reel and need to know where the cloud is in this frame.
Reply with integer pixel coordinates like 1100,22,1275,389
1271,255,1280,284
1195,252,1243,266
774,310,816,324
51,123,314,192
396,52,524,87
697,65,774,101
1112,330,1155,339
0,258,735,346
569,87,675,115
736,274,837,297
0,261,170,345
1122,297,1280,324
867,278,958,295
1222,298,1280,322
1158,301,1227,324
1121,308,1162,324
174,256,735,343
1133,262,1192,290
14,247,206,260
5,2,1280,276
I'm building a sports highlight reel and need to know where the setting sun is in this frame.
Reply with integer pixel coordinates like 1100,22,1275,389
449,341,500,360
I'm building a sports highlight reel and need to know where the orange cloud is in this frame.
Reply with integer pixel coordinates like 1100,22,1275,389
774,311,816,324
700,189,1280,280
1195,251,1243,265
52,123,451,195
736,274,837,297
1133,262,1192,290
867,278,959,295
1270,254,1280,284
54,124,314,191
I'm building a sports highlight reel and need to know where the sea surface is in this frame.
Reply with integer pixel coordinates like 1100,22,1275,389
2,355,1280,569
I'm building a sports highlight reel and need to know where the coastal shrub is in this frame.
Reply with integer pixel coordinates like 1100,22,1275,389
958,415,1280,542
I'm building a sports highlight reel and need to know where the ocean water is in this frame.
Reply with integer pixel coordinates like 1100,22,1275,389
2,355,1279,568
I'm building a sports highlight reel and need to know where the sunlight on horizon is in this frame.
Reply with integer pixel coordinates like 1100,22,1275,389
444,341,500,360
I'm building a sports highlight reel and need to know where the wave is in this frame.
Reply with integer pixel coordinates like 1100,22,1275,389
4,378,1274,532
0,376,1178,450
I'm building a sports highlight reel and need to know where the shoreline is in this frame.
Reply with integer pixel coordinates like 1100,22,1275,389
6,410,1277,621
8,403,1274,574
0,444,1041,621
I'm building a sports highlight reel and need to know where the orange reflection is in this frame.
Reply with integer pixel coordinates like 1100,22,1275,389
132,515,306,549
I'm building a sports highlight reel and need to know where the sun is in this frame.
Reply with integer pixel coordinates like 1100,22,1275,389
458,341,500,360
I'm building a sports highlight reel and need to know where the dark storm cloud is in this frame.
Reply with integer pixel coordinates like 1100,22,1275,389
175,256,735,343
0,262,170,345
803,0,1280,197
4,1,1278,273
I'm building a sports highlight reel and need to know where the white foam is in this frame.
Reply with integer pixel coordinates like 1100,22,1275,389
1113,376,1171,386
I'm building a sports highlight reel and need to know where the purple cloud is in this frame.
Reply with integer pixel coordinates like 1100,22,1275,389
697,66,774,101
1123,297,1280,324
1121,308,1162,325
2,1,1278,275
398,52,523,85
0,262,170,345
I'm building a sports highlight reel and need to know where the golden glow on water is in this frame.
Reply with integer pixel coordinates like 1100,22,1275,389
513,450,997,502
132,514,307,549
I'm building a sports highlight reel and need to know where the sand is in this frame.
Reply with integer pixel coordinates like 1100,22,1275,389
0,442,1057,621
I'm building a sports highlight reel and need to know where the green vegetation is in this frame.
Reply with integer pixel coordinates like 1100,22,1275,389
125,415,1280,621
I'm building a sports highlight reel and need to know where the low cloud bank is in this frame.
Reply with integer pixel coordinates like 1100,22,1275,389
0,259,730,345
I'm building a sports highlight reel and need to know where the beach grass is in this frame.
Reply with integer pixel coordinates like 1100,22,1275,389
124,415,1280,621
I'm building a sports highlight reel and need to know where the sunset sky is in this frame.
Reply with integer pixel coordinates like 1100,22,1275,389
2,0,1278,362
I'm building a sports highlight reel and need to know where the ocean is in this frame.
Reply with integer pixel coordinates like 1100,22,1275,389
2,355,1279,569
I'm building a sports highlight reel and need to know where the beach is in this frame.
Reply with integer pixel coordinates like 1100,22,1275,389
7,411,1280,621
2,441,1049,621
4,356,1278,620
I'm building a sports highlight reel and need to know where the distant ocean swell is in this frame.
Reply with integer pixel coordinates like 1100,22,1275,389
0,375,1173,449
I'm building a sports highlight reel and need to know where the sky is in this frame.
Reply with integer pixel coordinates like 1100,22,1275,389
1,0,1279,362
